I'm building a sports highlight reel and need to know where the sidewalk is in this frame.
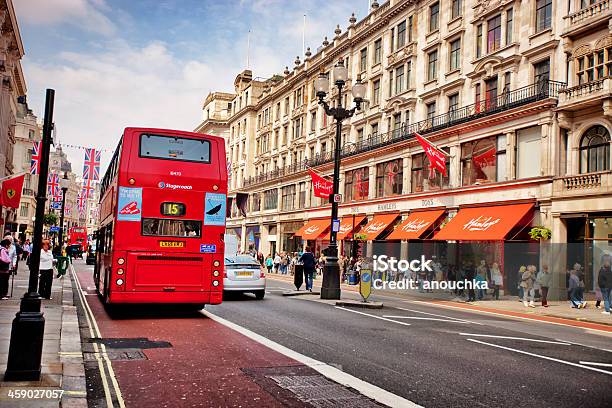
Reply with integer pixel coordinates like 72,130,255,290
266,272,612,328
0,262,87,407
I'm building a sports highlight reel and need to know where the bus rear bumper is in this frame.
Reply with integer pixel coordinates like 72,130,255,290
109,291,222,305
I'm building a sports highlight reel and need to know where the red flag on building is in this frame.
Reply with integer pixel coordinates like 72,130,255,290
415,133,447,177
308,168,333,199
0,174,25,209
472,146,497,169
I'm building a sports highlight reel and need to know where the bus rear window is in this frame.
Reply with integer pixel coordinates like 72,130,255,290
142,218,202,238
140,134,211,163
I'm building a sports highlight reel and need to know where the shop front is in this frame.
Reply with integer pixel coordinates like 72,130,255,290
245,225,261,254
294,219,330,255
360,213,400,259
432,202,536,296
320,215,367,258
280,221,305,254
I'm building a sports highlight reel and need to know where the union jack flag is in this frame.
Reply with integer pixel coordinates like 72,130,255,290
83,148,101,181
31,141,41,174
47,173,59,197
77,189,88,214
82,179,95,199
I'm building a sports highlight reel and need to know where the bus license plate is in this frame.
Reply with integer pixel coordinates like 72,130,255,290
236,271,252,277
159,241,185,248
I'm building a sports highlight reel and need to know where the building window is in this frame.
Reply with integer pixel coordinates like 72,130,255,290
371,123,379,136
360,47,368,72
429,2,439,32
536,0,552,32
448,93,459,113
393,114,402,137
357,128,364,145
406,61,412,89
487,15,502,53
476,24,483,58
284,97,289,115
310,111,316,132
449,39,461,71
252,193,261,212
426,102,436,121
451,0,462,19
408,15,414,42
390,27,395,52
461,135,506,185
411,150,450,192
580,125,610,173
427,50,438,81
372,79,381,105
397,20,406,49
534,59,550,84
576,49,611,84
263,189,278,210
281,185,296,210
485,77,498,110
344,167,369,201
395,65,404,94
298,182,307,208
374,39,382,65
516,126,541,179
376,159,403,197
506,8,513,44
20,203,29,218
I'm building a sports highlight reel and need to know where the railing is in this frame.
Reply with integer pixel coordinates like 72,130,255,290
561,78,606,98
567,0,610,26
243,80,565,187
561,173,602,190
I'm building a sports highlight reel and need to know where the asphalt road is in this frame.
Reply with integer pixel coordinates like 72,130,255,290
208,279,612,408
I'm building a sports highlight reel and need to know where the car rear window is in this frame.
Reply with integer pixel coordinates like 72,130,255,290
140,134,211,163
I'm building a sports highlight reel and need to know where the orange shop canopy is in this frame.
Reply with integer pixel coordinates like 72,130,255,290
386,209,446,240
294,219,330,240
433,203,534,241
359,213,399,241
320,216,367,241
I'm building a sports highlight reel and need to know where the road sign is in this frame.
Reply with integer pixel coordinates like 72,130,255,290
50,202,62,210
332,194,342,203
49,226,60,233
332,219,340,232
360,265,372,302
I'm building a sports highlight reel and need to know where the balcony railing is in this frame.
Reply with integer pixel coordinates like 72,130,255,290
566,0,610,27
243,80,565,187
561,173,603,190
561,78,605,98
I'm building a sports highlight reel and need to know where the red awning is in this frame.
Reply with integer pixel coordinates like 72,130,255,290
294,219,330,240
433,203,534,241
386,210,446,240
359,213,399,241
320,216,367,241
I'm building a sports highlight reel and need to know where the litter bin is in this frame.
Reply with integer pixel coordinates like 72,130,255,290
55,256,70,277
348,271,360,285
293,264,304,290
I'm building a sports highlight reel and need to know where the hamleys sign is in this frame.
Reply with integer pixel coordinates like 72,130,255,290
363,221,386,233
304,225,322,235
463,216,501,232
401,219,429,233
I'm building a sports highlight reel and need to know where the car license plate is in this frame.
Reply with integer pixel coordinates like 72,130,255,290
236,271,252,277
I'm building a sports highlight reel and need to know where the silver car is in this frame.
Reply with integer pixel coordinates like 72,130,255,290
223,255,266,299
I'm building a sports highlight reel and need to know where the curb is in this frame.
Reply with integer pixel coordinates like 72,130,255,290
335,300,384,309
282,290,321,296
60,267,87,408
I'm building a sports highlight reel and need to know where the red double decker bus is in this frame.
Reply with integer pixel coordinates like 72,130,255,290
94,128,227,307
68,226,88,252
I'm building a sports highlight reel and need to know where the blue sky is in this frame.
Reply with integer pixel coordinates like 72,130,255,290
14,0,370,174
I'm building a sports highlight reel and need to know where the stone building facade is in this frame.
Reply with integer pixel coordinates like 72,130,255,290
198,0,612,298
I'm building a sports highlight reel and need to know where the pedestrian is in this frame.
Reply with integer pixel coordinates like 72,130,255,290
38,239,55,300
464,263,476,302
536,265,552,307
597,256,612,315
475,272,486,300
265,254,273,273
273,253,281,273
517,265,526,301
257,252,264,266
0,239,11,299
299,246,316,292
280,252,288,275
520,265,537,308
568,267,584,309
4,235,17,276
489,262,503,300
23,239,31,264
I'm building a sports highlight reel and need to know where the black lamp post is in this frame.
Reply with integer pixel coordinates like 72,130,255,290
5,89,55,381
314,59,365,299
58,173,69,252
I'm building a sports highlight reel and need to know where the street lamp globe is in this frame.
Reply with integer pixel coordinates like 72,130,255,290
314,74,329,98
351,77,366,103
333,60,348,84
60,172,70,190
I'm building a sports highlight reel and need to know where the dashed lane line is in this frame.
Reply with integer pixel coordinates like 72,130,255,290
382,315,470,323
466,338,612,376
579,361,612,368
334,306,412,327
201,309,421,408
458,333,571,345
392,306,484,325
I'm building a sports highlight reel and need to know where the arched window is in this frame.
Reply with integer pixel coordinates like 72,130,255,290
580,125,610,173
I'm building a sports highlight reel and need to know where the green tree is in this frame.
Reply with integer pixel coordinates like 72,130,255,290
43,213,58,226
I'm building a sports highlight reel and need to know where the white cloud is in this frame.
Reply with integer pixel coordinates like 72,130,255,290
14,0,115,35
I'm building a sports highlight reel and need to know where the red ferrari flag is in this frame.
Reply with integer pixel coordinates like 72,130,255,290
308,168,333,199
0,174,25,209
415,133,447,177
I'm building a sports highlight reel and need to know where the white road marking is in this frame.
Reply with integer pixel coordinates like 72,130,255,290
72,264,126,408
201,309,421,408
392,306,484,325
409,300,612,335
579,361,612,368
334,306,412,327
467,338,612,376
383,315,470,323
458,333,571,345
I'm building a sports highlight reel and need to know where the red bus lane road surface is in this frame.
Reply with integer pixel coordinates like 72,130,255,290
74,266,412,408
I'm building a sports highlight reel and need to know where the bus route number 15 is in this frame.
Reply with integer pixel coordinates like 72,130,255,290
161,202,186,216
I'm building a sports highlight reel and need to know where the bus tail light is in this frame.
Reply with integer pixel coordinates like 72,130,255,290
212,270,220,277
213,260,220,267
116,278,124,286
117,258,125,265
212,280,220,287
117,268,125,275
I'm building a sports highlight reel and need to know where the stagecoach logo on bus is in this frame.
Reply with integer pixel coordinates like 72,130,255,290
372,254,490,291
117,187,142,222
158,181,193,190
204,192,226,226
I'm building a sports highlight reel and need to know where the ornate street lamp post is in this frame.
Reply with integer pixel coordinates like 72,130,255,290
314,59,365,299
58,172,69,252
